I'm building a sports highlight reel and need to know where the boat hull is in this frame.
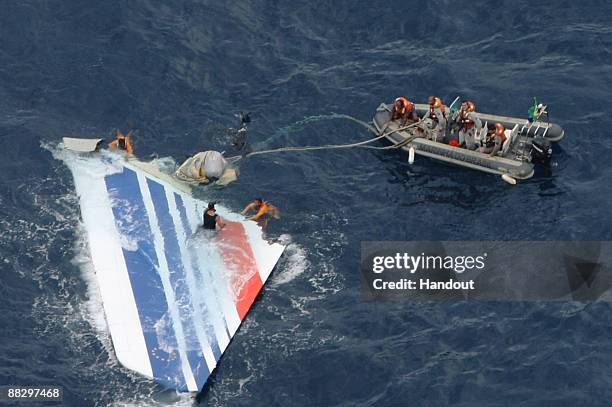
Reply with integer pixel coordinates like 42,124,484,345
373,103,561,179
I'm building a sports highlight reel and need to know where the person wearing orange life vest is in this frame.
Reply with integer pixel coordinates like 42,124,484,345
390,96,418,126
422,96,447,142
456,100,482,150
242,198,280,229
108,128,134,154
480,122,507,156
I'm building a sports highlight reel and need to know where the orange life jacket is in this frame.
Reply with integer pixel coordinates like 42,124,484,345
394,96,414,115
429,97,446,121
109,133,133,154
496,124,507,143
460,111,475,129
252,202,272,220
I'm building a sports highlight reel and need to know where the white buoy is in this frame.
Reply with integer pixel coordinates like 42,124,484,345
408,147,415,164
501,174,517,185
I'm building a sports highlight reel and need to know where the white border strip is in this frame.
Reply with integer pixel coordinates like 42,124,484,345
71,166,153,378
243,220,286,283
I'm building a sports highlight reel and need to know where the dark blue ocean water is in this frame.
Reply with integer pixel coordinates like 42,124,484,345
2,1,612,406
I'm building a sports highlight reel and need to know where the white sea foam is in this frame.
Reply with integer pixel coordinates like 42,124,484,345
270,234,309,286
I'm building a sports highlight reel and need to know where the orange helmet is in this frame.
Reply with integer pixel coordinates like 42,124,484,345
428,96,443,109
463,100,476,112
495,123,505,137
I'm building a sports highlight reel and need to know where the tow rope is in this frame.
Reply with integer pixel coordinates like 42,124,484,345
228,119,425,162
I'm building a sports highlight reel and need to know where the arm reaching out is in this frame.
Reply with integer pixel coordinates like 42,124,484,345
242,202,257,215
251,204,280,220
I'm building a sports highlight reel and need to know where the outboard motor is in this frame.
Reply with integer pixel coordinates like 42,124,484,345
531,136,553,164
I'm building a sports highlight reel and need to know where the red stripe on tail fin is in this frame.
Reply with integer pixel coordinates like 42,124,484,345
217,221,263,320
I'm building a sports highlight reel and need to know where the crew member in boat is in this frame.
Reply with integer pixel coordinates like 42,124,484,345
390,96,418,126
422,96,447,142
242,198,280,229
480,123,506,157
108,128,134,154
456,100,482,150
203,202,226,230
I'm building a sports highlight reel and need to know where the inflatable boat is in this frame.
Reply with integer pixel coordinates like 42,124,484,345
373,102,565,181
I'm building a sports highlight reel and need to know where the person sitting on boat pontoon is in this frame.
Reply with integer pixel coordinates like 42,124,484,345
390,96,418,126
108,128,134,155
480,123,506,157
456,100,482,150
422,96,447,142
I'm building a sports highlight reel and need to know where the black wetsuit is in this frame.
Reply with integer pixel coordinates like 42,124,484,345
118,137,127,150
203,211,217,230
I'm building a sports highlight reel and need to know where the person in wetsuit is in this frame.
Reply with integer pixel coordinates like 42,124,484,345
202,202,226,230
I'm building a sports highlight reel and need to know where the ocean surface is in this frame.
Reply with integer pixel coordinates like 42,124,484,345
2,1,612,406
